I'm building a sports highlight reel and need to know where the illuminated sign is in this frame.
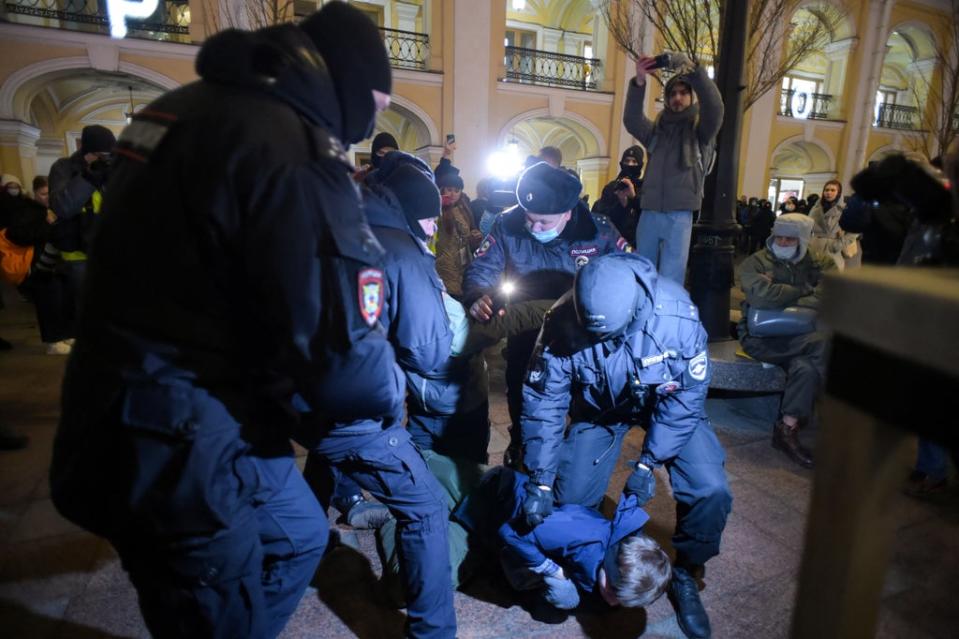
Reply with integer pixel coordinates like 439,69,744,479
107,0,160,39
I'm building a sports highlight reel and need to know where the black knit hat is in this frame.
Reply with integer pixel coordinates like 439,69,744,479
436,171,464,190
300,3,392,145
516,161,582,214
80,125,116,154
370,151,439,239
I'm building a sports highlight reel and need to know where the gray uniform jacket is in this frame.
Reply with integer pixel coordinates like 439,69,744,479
623,66,723,212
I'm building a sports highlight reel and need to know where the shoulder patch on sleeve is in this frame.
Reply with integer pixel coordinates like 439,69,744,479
687,350,708,382
475,235,495,258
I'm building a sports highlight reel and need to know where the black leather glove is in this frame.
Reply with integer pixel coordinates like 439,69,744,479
522,482,554,528
84,158,111,189
624,461,656,505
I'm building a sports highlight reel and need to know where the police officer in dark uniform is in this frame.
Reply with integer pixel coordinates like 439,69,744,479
463,162,627,464
49,5,406,638
519,253,732,639
299,149,457,638
320,153,452,530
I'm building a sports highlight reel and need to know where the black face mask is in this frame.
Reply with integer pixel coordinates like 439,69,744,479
620,164,642,180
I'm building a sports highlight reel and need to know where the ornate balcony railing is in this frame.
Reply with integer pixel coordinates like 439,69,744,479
874,103,919,131
504,46,601,91
2,0,191,42
779,88,834,120
380,26,429,70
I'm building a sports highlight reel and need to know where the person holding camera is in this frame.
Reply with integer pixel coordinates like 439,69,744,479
47,124,116,320
737,214,836,469
592,145,646,243
624,52,723,285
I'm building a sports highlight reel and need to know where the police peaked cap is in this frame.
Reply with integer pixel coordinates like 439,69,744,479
516,161,582,214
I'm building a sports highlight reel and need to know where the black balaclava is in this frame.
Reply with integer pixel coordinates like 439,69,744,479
80,125,117,155
619,145,645,180
300,2,392,145
370,132,399,168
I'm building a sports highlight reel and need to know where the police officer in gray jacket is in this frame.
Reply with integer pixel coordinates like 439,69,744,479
624,54,723,285
520,253,731,639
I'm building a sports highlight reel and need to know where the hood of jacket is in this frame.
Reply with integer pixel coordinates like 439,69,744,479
195,24,345,141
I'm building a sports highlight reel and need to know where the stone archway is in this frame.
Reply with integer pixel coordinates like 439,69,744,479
769,137,837,199
0,58,173,184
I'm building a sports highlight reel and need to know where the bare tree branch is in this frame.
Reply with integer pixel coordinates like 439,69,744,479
907,0,959,160
600,0,840,110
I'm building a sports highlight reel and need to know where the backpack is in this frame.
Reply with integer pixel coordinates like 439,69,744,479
0,228,33,285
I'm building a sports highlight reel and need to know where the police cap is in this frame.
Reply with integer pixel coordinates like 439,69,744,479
574,255,643,340
516,161,582,214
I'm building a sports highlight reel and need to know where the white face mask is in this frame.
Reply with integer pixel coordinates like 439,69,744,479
5,186,20,197
771,243,799,261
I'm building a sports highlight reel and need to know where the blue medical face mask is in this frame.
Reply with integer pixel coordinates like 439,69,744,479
525,220,560,243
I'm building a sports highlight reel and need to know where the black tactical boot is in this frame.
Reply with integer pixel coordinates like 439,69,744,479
668,564,711,639
334,494,393,529
772,420,813,469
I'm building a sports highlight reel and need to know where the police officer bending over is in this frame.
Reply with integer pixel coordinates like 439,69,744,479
464,162,626,465
48,4,434,638
520,253,732,639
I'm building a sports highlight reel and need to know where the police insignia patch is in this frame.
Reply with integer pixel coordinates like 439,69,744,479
358,268,385,327
476,236,494,257
688,351,708,381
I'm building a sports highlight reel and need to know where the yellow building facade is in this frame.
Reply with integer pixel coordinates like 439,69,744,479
0,0,955,206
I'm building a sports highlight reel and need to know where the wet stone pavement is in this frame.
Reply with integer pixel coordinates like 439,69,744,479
0,286,957,638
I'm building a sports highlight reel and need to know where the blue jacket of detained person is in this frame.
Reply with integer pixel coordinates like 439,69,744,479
462,200,627,307
452,466,649,593
363,188,452,376
521,253,711,487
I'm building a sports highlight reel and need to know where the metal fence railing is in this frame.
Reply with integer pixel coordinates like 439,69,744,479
504,45,602,91
874,103,919,130
3,0,190,42
779,88,834,120
380,26,429,71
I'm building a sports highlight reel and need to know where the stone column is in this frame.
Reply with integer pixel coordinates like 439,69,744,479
542,27,562,53
575,156,610,206
740,87,778,198
0,119,41,187
823,38,857,119
395,1,420,33
563,32,589,56
840,0,894,186
35,137,66,177
452,0,492,195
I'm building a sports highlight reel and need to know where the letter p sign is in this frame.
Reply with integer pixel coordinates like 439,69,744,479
107,0,160,39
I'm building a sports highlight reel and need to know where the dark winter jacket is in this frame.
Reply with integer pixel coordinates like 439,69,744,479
592,177,641,243
363,187,452,376
463,201,627,307
623,66,723,212
48,151,100,255
521,254,711,486
839,196,914,265
52,24,403,533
